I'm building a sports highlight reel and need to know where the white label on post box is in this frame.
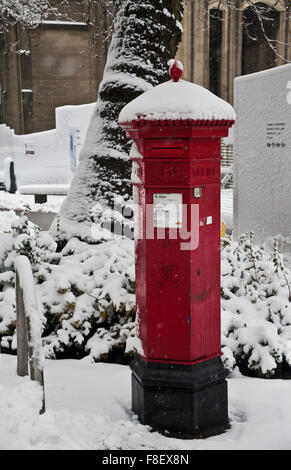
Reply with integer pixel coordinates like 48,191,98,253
194,187,202,198
153,193,183,228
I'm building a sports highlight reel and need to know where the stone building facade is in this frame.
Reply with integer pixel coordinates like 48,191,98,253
178,0,291,104
0,1,111,135
1,1,290,135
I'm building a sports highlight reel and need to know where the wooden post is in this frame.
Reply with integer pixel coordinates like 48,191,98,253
16,271,29,377
26,313,45,415
15,256,45,414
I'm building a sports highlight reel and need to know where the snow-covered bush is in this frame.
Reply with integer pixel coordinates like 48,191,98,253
39,238,136,362
1,212,57,269
0,215,137,362
0,211,57,352
221,233,291,378
2,209,291,377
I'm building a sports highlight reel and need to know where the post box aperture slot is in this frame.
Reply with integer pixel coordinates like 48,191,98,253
152,147,182,150
144,140,189,158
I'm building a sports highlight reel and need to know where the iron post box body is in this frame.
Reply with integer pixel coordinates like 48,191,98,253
124,121,232,365
119,63,235,437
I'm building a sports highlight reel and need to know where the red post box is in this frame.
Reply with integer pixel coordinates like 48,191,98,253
119,61,235,437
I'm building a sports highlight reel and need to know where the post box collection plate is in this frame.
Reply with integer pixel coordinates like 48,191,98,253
153,193,183,228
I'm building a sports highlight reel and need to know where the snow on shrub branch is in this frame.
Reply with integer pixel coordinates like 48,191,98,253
0,0,65,33
39,237,136,361
221,233,291,378
1,210,291,377
0,213,137,362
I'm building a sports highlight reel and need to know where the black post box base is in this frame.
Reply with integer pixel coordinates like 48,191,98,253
130,354,229,438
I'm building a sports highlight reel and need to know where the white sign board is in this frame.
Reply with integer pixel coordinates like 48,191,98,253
233,64,291,244
25,143,35,158
153,193,183,228
0,103,95,189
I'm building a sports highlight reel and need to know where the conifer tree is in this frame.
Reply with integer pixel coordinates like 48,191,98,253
55,0,184,242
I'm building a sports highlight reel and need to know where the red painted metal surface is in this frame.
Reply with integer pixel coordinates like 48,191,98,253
169,60,183,82
121,109,234,365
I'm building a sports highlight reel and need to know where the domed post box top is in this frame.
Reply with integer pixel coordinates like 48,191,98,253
119,60,235,139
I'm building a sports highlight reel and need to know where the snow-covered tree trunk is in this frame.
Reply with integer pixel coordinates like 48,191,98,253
54,0,184,243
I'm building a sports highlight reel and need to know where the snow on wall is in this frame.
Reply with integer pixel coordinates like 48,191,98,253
13,128,64,187
55,102,96,172
233,64,291,243
0,103,95,189
0,125,15,172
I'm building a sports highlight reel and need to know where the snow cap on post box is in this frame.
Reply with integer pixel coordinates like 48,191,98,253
119,60,235,126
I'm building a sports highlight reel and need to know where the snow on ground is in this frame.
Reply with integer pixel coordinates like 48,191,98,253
1,190,291,449
0,209,20,232
1,354,291,450
0,190,65,231
0,191,65,214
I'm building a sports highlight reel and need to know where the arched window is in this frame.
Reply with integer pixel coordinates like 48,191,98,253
209,8,222,96
242,3,280,75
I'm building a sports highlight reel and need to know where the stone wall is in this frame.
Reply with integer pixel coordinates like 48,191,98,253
177,0,290,104
0,0,110,135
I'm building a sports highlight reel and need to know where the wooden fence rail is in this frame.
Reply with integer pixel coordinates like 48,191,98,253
14,255,45,415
